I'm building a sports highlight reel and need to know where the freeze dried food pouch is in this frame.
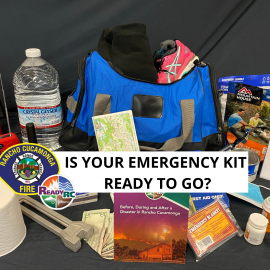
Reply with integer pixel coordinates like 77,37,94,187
187,198,243,261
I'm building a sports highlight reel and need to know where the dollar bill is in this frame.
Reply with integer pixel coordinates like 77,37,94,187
102,213,114,247
102,243,114,254
82,209,110,255
102,255,114,260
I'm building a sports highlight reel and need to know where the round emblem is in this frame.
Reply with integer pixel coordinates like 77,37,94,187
145,192,164,200
39,175,76,210
12,153,44,184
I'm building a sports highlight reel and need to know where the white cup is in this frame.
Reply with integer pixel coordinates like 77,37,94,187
0,181,26,257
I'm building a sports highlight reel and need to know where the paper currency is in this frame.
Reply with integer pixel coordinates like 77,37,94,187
83,209,114,260
110,193,114,203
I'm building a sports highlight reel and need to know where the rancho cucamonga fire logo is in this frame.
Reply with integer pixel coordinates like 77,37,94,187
12,153,44,184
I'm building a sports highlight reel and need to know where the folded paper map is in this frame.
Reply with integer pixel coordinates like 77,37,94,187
92,110,140,151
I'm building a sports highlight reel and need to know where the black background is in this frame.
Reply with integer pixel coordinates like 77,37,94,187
1,1,270,269
0,0,269,109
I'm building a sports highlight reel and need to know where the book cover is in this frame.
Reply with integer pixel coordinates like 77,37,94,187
92,110,140,151
224,82,270,161
114,193,189,264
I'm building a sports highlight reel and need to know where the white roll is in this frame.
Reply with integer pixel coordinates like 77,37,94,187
0,180,26,257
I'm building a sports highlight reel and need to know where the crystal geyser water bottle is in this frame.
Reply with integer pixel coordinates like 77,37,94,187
13,48,63,150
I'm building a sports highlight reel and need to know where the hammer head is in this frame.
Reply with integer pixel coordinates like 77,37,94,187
60,221,93,252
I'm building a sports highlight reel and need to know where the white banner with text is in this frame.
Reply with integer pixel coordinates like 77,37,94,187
54,151,249,193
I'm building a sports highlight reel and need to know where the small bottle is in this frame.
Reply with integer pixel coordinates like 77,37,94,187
244,213,268,245
262,196,270,234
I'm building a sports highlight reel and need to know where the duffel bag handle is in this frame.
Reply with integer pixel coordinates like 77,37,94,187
93,94,194,151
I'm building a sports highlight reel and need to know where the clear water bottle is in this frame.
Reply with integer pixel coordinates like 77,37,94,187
13,48,63,150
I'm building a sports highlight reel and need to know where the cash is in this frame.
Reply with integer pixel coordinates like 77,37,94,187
82,209,114,259
110,193,114,203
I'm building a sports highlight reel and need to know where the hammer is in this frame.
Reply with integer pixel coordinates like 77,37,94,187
18,195,93,252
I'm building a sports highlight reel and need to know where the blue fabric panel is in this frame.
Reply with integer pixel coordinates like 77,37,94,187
87,52,203,143
199,66,219,137
67,52,218,144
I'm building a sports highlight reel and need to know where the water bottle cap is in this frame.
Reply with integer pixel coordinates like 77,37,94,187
25,48,41,57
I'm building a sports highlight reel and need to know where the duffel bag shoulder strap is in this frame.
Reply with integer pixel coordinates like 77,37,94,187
66,57,87,126
93,93,194,151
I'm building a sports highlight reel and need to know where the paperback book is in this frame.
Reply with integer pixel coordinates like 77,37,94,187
114,193,189,264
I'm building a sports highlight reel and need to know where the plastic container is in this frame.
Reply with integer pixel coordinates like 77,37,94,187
13,48,63,150
233,148,260,182
244,213,268,245
262,196,270,234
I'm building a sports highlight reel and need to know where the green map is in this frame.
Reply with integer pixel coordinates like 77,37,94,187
92,110,140,151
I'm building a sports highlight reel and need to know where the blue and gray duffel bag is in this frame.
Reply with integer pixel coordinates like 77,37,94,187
59,51,224,151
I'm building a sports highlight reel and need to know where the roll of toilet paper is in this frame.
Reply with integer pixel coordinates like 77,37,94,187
0,180,26,257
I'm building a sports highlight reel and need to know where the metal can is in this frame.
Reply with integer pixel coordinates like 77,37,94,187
233,148,260,182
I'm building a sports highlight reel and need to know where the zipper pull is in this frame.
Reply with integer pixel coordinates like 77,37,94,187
71,118,76,127
218,127,222,142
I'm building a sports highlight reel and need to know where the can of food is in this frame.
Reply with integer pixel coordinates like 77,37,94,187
233,148,260,182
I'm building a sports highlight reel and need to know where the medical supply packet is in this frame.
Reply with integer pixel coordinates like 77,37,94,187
191,193,230,210
187,198,243,261
228,183,269,209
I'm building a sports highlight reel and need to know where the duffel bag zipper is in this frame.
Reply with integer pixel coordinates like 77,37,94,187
71,57,87,127
206,63,224,143
196,61,223,143
195,65,205,143
59,56,87,142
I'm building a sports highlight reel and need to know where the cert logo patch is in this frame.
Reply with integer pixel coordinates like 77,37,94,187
12,153,44,184
38,175,75,210
0,143,60,195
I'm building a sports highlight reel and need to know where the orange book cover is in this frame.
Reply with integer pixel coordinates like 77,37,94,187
114,193,189,264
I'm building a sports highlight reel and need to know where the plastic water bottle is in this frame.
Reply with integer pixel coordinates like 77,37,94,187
13,48,63,150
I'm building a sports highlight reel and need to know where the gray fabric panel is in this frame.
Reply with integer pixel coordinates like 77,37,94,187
183,99,195,143
93,94,111,116
66,96,77,114
140,99,194,151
